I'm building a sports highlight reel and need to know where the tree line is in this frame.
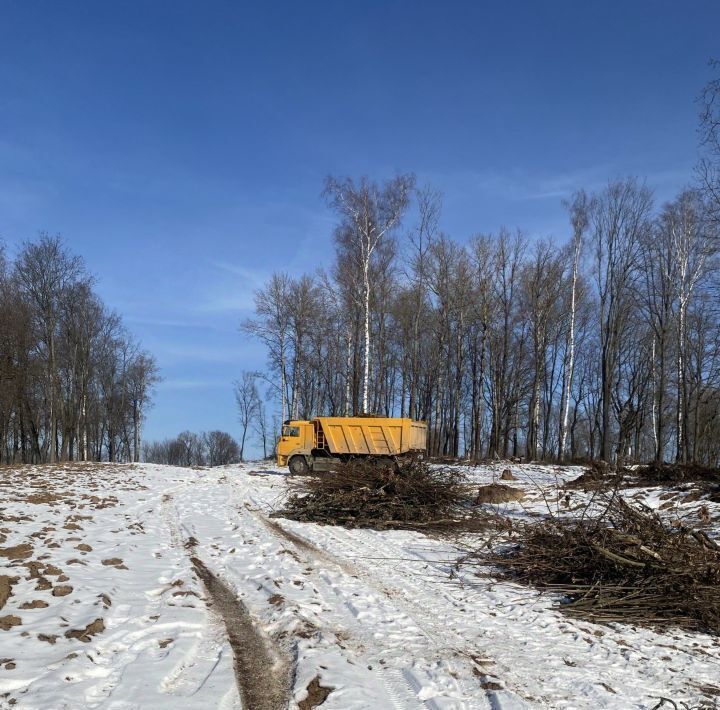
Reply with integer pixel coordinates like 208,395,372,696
243,69,720,466
143,430,241,467
0,234,159,464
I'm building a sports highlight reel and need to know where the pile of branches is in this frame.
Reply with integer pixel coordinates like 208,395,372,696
480,496,720,634
627,462,720,486
565,461,621,491
275,458,492,532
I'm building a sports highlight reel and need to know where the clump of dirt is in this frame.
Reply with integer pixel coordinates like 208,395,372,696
19,600,48,609
0,577,18,611
298,675,333,709
25,493,65,505
500,469,517,481
0,544,33,560
0,615,22,631
64,618,104,642
76,544,92,552
23,561,44,579
52,585,73,597
38,634,58,644
101,558,128,569
565,461,619,490
475,484,525,504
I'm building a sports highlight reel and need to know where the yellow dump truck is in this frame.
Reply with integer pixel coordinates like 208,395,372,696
276,416,427,474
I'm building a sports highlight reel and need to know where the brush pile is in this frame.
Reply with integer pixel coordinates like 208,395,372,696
627,462,720,486
275,458,490,532
481,496,720,634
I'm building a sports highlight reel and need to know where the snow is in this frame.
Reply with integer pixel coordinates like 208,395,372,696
1,461,719,709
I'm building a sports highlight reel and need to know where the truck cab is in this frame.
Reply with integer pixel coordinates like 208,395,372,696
276,420,314,474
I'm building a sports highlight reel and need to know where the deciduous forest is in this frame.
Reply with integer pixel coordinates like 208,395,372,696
0,235,159,463
244,67,720,465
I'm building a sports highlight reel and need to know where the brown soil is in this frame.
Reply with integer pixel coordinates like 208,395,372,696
64,618,105,642
23,561,44,578
38,634,58,644
298,675,333,709
101,558,128,569
19,600,48,609
500,469,517,481
76,544,92,552
52,585,73,597
25,493,64,504
190,555,291,710
0,576,17,611
0,544,33,560
475,484,525,504
0,615,21,631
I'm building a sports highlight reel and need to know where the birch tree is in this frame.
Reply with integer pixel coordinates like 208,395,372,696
661,191,714,462
324,174,415,413
559,191,588,460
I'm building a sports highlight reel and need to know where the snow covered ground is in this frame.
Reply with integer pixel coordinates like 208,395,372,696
1,461,719,709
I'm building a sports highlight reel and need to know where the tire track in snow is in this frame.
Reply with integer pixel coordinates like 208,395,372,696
164,492,293,710
189,552,292,710
243,503,490,709
282,520,514,706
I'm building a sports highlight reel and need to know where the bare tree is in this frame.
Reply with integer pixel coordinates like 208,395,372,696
204,430,240,466
698,59,720,227
15,235,86,462
324,174,415,413
243,274,292,422
234,371,260,460
661,191,714,462
126,352,161,462
558,191,588,460
590,179,653,462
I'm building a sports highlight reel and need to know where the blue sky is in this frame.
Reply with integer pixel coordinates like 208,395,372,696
1,1,718,451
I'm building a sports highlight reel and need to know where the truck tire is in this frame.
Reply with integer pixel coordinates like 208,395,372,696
288,455,309,475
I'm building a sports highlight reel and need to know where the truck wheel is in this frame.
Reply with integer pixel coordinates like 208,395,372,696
288,456,309,475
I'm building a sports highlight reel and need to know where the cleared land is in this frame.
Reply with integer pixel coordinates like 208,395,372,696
1,461,719,709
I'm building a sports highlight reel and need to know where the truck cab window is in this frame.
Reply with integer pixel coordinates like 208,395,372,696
282,426,300,437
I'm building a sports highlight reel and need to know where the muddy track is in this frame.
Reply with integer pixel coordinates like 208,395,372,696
190,554,293,710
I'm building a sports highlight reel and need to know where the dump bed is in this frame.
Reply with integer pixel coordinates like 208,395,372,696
316,417,427,456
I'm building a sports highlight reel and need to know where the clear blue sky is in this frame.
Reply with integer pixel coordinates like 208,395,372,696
1,1,718,451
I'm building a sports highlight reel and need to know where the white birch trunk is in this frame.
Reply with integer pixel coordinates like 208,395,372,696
344,332,352,416
362,259,371,414
651,335,658,454
559,234,581,460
